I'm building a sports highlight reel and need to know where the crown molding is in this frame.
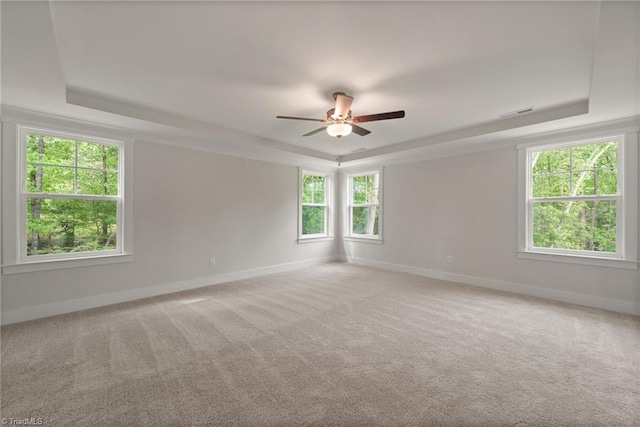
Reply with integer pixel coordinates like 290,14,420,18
341,99,590,163
3,104,636,173
338,115,640,171
513,116,640,148
65,87,338,162
0,104,339,171
64,87,597,169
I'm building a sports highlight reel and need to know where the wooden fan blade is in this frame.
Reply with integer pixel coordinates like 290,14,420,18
351,124,371,136
352,110,405,123
334,94,354,118
277,115,326,123
303,127,327,137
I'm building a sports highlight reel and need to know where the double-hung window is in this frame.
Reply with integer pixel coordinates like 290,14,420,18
346,169,382,241
21,127,123,259
299,170,331,241
5,125,133,272
518,133,638,269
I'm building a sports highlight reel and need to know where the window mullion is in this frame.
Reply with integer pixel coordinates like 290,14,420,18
532,195,618,203
26,161,116,173
25,193,120,202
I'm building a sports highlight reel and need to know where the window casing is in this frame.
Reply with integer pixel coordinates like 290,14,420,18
346,169,382,241
298,170,332,242
2,119,133,274
518,132,638,269
18,127,125,261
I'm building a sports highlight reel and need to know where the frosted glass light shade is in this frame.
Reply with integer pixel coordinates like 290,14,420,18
327,123,352,138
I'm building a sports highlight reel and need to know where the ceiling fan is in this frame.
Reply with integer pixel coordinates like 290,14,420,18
277,92,405,138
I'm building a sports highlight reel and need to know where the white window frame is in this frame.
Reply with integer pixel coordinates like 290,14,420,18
298,169,333,243
2,118,134,274
344,168,383,243
517,131,638,269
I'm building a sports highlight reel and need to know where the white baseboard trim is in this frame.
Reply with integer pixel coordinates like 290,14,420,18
1,256,337,325
339,256,639,316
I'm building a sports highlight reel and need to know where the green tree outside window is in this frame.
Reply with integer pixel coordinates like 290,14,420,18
25,133,120,256
530,141,618,252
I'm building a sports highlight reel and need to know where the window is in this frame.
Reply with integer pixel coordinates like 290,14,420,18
299,170,331,241
518,133,638,269
19,127,125,260
2,122,133,274
346,169,382,241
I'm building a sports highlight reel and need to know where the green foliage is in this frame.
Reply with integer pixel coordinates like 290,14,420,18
27,199,117,255
532,201,616,252
27,135,75,165
531,141,618,252
352,175,377,204
302,206,325,235
25,134,119,256
352,206,379,235
77,141,119,170
302,175,325,204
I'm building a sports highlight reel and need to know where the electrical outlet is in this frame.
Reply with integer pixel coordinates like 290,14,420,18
209,257,216,267
446,255,453,264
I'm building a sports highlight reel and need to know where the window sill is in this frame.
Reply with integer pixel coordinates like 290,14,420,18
343,236,383,245
517,250,638,270
2,253,134,275
297,235,334,244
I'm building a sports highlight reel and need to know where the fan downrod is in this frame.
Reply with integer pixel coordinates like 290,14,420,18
332,91,346,101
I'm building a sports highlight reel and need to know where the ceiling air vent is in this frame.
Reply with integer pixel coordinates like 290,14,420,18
499,107,534,119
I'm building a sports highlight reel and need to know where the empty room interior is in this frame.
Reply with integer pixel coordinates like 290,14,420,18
1,1,639,425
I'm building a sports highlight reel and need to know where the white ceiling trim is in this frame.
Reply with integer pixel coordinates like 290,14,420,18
0,105,339,171
66,86,594,168
6,0,636,170
341,99,591,162
339,115,640,171
66,87,337,162
4,104,636,174
42,0,605,158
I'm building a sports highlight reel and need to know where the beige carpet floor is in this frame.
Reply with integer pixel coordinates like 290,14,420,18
1,263,639,426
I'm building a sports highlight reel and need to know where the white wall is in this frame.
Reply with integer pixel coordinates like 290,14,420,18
3,125,638,322
339,145,640,315
1,140,336,322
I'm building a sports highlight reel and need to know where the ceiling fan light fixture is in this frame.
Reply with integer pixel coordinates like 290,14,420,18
327,123,352,138
276,92,404,139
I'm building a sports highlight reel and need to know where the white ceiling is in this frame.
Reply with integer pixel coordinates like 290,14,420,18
2,1,639,166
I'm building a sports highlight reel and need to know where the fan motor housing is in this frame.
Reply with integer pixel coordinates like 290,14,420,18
327,108,352,121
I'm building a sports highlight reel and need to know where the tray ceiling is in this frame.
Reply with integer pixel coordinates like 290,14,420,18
2,1,638,166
